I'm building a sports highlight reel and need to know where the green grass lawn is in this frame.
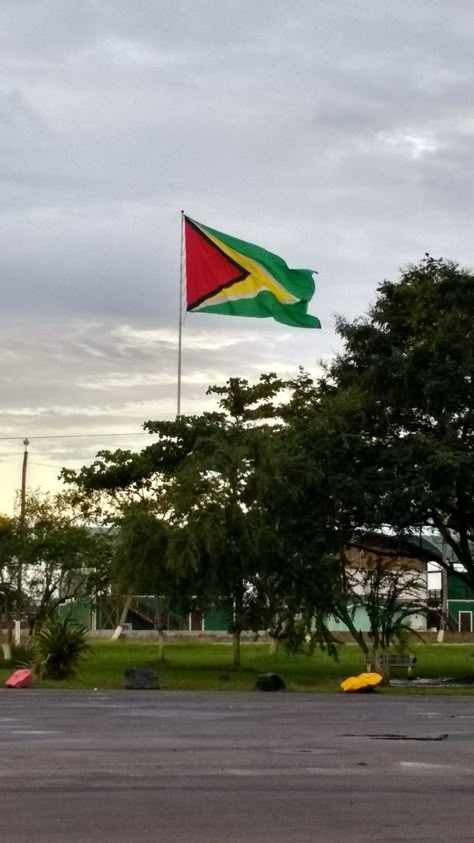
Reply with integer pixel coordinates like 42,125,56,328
3,639,474,692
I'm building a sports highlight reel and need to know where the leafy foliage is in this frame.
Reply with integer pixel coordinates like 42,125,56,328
326,255,474,586
0,515,25,652
18,490,113,630
338,558,427,656
61,254,474,665
64,375,341,663
30,614,91,680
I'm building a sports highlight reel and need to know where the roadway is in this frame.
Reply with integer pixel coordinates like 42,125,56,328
1,690,473,841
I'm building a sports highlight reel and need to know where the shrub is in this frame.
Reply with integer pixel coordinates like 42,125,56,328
31,614,91,680
12,641,35,668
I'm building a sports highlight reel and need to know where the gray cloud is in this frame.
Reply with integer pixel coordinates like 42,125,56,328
1,0,473,510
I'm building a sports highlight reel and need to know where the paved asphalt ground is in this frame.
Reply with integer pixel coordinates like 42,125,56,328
1,691,474,842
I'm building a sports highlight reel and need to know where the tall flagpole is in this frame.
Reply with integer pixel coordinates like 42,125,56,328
16,437,29,646
177,210,185,417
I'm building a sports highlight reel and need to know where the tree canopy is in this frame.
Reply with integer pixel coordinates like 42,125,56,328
63,255,474,654
325,255,474,585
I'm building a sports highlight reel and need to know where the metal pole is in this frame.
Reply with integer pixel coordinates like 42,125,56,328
16,437,29,644
177,210,185,417
437,538,448,643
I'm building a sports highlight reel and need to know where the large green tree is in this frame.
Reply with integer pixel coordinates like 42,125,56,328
257,371,389,655
65,375,349,664
67,254,474,660
324,255,474,587
0,492,112,658
0,515,22,659
19,490,112,633
65,375,291,665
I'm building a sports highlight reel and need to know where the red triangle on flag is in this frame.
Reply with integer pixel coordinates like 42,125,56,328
185,218,248,310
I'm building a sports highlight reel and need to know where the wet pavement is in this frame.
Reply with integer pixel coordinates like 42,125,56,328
1,690,474,841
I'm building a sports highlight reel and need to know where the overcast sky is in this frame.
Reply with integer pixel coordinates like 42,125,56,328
1,0,473,513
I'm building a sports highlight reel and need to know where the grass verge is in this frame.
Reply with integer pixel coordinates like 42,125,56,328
2,640,474,692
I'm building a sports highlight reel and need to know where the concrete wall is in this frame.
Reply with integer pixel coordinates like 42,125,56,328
85,629,474,643
327,606,427,633
87,629,262,641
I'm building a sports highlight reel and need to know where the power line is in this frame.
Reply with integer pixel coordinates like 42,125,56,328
30,462,77,470
0,431,155,442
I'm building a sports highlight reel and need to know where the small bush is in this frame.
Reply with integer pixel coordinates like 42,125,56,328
12,641,35,668
31,615,91,680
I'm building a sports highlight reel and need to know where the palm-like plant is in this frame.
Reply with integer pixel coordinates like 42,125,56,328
31,614,91,680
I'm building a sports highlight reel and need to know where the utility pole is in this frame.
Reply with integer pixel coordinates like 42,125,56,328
437,538,448,643
15,438,29,645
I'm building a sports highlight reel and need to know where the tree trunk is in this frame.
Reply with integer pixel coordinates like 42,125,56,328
336,606,369,659
232,583,244,667
157,630,166,662
269,636,279,655
232,629,241,667
157,610,166,662
109,595,132,641
371,651,389,685
336,547,371,662
1,598,14,660
1,642,12,661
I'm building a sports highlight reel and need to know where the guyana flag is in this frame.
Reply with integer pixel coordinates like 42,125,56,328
184,216,321,329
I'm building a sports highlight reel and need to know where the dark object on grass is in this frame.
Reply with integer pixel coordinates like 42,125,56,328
124,667,159,690
254,672,286,692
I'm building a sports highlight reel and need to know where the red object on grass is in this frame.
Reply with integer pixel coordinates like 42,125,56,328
5,669,32,688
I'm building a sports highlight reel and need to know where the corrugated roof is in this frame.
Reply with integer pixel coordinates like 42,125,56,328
349,532,443,564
